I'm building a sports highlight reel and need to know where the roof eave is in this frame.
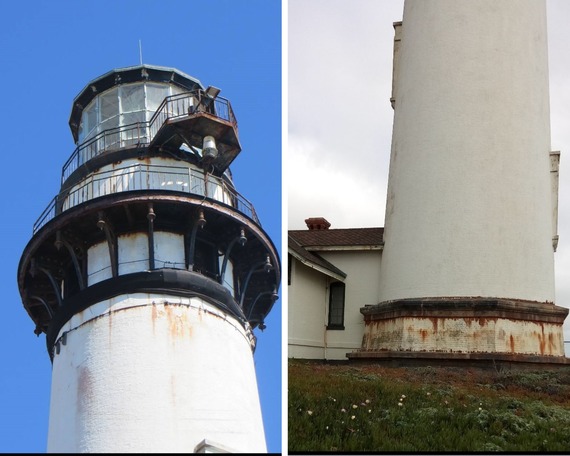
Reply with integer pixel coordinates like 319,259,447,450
288,249,347,282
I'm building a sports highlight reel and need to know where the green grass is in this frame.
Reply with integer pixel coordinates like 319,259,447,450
288,360,570,452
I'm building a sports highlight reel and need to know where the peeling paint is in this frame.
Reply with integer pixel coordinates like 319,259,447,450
359,315,565,356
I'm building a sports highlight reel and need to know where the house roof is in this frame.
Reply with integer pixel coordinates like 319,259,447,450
288,226,384,281
288,227,384,249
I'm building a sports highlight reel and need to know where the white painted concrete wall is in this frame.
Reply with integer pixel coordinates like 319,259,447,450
379,0,555,303
288,250,382,360
48,293,265,453
288,259,328,359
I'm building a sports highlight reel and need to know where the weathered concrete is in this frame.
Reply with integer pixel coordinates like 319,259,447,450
351,298,568,359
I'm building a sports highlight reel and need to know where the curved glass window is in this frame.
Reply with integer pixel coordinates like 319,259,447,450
78,82,186,148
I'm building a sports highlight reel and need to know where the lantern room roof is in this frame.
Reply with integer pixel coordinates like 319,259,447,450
68,64,205,142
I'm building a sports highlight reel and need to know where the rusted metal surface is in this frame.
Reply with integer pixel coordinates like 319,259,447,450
18,191,280,334
37,162,258,233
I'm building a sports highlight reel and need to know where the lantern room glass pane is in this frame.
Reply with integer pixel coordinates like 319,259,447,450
78,81,191,146
100,87,119,122
84,101,98,140
122,110,145,127
146,83,169,112
121,84,145,113
99,115,120,150
100,114,120,131
171,85,185,95
121,111,147,145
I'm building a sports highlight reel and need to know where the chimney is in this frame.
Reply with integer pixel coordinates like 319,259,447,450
305,217,331,230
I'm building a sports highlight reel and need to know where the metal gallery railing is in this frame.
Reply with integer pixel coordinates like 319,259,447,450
35,164,258,234
61,89,237,184
62,122,150,182
148,90,235,140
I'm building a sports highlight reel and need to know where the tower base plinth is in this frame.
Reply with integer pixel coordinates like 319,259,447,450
348,298,569,364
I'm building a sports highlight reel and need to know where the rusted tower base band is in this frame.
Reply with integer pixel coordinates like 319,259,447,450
349,298,569,362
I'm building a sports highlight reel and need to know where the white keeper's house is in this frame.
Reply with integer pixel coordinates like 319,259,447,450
288,217,383,360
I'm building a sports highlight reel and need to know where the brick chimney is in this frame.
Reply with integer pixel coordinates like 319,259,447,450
305,217,331,230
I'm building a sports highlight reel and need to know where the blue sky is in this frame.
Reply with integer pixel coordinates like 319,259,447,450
0,0,282,453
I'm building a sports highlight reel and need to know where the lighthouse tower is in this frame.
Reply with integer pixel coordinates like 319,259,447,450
17,65,280,452
350,0,568,364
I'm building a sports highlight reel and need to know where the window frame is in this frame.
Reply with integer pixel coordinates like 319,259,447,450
327,281,346,330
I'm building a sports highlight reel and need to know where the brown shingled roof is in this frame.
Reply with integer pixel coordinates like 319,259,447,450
289,227,384,248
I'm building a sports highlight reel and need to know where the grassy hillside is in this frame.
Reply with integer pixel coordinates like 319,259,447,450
288,359,570,453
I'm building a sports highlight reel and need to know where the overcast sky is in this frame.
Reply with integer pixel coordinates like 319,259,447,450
287,0,570,340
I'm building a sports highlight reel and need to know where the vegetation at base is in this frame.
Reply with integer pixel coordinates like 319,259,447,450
288,359,570,453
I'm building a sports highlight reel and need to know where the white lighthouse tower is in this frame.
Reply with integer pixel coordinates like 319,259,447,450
17,65,280,452
350,0,568,364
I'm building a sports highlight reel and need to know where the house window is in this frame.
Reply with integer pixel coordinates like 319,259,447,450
327,282,345,330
